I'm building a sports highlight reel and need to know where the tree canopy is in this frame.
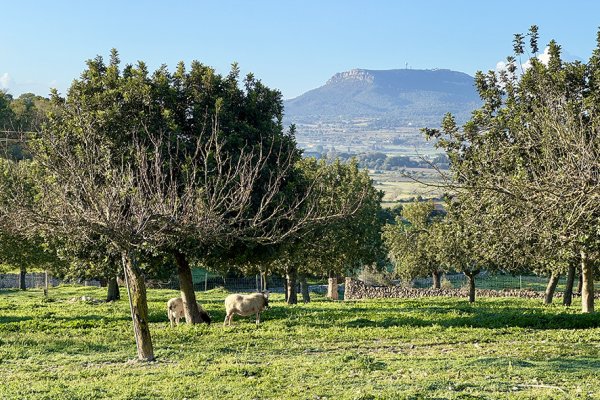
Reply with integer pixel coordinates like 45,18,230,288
424,26,600,312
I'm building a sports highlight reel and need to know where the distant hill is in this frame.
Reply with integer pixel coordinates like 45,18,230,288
283,68,481,129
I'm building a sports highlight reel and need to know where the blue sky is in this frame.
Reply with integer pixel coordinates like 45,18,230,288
1,0,599,99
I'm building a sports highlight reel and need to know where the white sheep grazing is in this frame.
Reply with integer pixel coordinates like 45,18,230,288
166,297,211,327
224,291,269,326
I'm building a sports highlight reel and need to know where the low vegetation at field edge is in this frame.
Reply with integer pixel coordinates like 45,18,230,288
1,286,600,399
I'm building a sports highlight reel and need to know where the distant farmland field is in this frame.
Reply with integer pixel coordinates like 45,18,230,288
371,169,444,204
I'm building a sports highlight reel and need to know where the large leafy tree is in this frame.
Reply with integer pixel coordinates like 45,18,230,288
383,201,446,288
424,26,600,312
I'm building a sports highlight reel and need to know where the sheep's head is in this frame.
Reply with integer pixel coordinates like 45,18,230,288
262,291,270,309
200,310,212,325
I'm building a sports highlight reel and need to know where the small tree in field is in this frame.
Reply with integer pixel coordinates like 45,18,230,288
383,201,445,288
436,202,483,303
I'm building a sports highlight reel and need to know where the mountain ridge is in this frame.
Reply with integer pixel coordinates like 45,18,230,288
283,68,481,128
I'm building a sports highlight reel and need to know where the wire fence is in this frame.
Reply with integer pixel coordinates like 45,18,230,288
411,272,580,292
191,273,330,294
0,273,100,289
0,271,586,294
0,272,324,294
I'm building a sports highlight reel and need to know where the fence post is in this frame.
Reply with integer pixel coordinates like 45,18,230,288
44,270,49,297
204,272,208,292
519,275,522,290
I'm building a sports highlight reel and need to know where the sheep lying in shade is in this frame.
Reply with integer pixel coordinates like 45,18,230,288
224,291,269,326
166,297,211,327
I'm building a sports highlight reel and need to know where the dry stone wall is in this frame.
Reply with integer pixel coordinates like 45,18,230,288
343,277,588,300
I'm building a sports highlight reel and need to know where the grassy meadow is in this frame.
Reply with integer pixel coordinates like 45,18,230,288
1,286,600,399
371,169,443,203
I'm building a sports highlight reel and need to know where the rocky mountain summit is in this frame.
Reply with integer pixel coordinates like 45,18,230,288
284,68,481,129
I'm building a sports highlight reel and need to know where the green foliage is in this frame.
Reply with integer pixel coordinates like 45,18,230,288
0,231,62,273
1,286,600,399
0,91,52,160
16,50,306,272
0,158,63,273
383,201,445,281
268,158,385,280
424,27,600,282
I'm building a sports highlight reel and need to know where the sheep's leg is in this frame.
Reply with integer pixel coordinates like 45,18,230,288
255,312,260,326
224,313,233,326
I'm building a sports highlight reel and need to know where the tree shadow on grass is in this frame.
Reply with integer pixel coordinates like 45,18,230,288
40,339,112,355
0,315,32,323
0,289,23,296
548,357,600,371
275,303,600,330
342,311,600,330
53,314,130,323
344,316,429,328
440,309,600,330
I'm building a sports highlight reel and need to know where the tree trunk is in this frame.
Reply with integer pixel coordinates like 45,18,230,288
327,271,339,300
284,277,288,302
122,252,154,361
581,250,594,313
286,265,298,305
432,271,441,289
299,274,310,303
173,250,204,324
44,270,49,297
19,266,26,291
543,272,560,305
106,276,120,302
563,265,576,307
464,272,476,303
577,269,583,295
260,271,267,291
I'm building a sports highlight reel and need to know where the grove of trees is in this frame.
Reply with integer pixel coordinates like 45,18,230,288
0,51,380,360
1,25,599,362
423,26,599,312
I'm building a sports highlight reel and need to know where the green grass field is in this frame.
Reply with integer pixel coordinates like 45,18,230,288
1,286,600,399
370,169,443,202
